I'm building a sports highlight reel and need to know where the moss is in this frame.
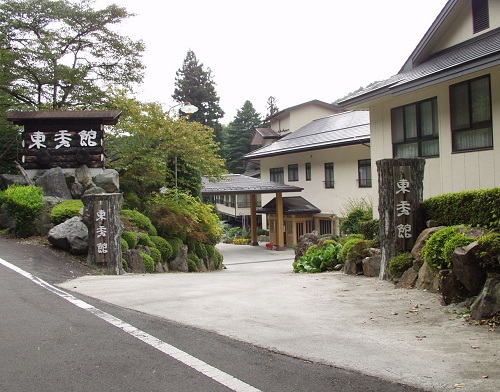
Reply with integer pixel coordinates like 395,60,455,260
50,199,83,224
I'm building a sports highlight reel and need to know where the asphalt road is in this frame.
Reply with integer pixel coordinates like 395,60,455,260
0,236,425,392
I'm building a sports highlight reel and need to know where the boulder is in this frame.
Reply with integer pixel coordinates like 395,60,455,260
470,275,500,320
452,242,487,295
395,268,418,289
0,174,27,190
75,165,95,190
47,216,88,255
439,269,468,305
37,196,63,236
94,169,120,193
123,249,146,273
415,262,440,292
169,244,189,272
35,167,72,199
411,226,445,261
362,255,381,277
83,186,106,196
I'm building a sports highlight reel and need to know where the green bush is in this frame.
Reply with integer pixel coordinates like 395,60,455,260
167,237,183,260
140,252,155,273
338,238,371,263
389,252,414,278
195,243,208,259
476,232,500,272
4,185,44,237
149,247,162,266
212,247,224,269
121,209,157,236
122,231,138,249
257,228,269,236
0,189,6,205
50,199,84,224
442,233,475,267
122,192,141,210
205,244,215,258
340,197,373,235
122,258,128,271
150,235,173,261
360,219,380,244
187,253,200,272
120,237,129,252
137,233,155,247
292,243,343,273
422,188,500,229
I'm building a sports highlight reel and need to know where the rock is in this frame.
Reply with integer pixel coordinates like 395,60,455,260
37,196,63,236
415,262,440,292
47,216,88,255
470,275,500,320
343,259,359,275
411,226,445,261
362,255,381,277
395,268,418,288
169,244,188,272
35,167,72,199
439,269,469,305
0,174,28,190
294,231,320,262
75,165,95,190
83,186,106,195
426,220,440,228
155,263,166,273
71,181,85,198
123,249,146,273
333,263,343,271
94,169,120,193
452,242,487,295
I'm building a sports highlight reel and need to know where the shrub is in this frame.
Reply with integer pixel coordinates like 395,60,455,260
232,238,250,245
292,243,342,273
195,243,208,259
149,247,162,266
122,192,141,210
137,233,155,247
257,228,269,236
212,247,224,269
122,231,138,249
150,235,173,261
360,219,380,244
338,238,371,263
120,237,129,252
167,237,183,260
389,252,414,278
340,197,373,235
0,189,6,204
476,232,500,272
187,253,200,272
4,185,44,237
121,209,157,236
442,233,475,267
140,252,155,273
122,258,128,271
50,199,84,224
205,244,216,258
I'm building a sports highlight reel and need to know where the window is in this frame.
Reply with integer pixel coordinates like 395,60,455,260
288,164,298,181
358,159,372,187
270,167,284,183
305,162,311,181
324,162,334,188
472,0,489,33
319,219,332,235
391,97,439,158
450,75,492,152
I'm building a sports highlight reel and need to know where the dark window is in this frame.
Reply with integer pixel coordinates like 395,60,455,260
450,75,493,152
324,162,334,188
319,219,332,235
391,97,439,158
305,162,311,181
288,164,298,181
358,159,372,188
472,0,489,33
270,167,284,184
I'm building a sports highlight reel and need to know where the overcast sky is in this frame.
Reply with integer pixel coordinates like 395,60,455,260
94,0,449,124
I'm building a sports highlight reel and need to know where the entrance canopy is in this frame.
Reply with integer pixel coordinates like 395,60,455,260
202,174,303,249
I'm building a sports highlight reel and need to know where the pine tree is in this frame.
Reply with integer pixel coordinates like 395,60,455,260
223,101,262,174
261,96,279,127
172,50,225,144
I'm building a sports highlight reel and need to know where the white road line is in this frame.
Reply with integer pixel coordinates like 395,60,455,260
0,257,261,392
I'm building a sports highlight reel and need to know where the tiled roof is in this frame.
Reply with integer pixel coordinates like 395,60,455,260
340,28,500,107
257,196,321,215
254,128,279,139
201,174,303,195
245,110,370,159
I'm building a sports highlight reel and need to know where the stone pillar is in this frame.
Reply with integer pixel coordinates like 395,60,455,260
82,193,124,275
376,158,425,280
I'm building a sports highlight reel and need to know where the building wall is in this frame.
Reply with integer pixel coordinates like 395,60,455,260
369,66,500,218
270,103,339,134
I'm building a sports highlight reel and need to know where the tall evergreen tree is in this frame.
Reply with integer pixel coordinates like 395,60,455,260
172,50,224,144
261,96,279,128
223,100,261,174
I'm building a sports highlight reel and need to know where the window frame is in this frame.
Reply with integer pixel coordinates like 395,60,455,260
270,167,284,184
305,162,311,181
358,159,372,188
391,97,439,158
324,162,334,189
472,0,489,34
287,164,299,182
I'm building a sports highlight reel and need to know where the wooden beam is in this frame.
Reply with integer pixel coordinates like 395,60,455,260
250,193,258,246
276,192,285,250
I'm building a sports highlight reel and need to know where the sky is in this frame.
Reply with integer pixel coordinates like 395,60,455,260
94,0,450,124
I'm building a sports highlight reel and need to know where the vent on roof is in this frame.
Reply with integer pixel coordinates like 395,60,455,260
472,0,489,34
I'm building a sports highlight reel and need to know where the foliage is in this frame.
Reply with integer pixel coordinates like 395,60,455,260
121,231,138,249
122,258,128,271
187,253,201,272
292,243,343,273
0,0,144,110
167,237,183,260
422,188,500,229
0,189,6,205
120,238,129,252
205,244,216,258
388,252,414,278
50,199,83,225
212,247,224,269
149,247,162,266
139,252,155,273
147,190,222,246
121,209,157,236
476,232,500,272
150,235,173,261
232,238,250,245
4,184,44,237
338,238,371,263
137,233,154,247
105,93,226,199
360,219,380,244
172,50,225,145
222,100,262,173
257,228,269,236
122,192,142,211
339,197,373,235
442,233,475,267
195,243,208,259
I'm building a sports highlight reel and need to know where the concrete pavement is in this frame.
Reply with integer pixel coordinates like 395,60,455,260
58,243,499,391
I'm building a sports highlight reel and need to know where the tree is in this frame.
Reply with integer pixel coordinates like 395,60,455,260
105,92,226,205
222,100,261,174
0,0,145,110
172,50,224,144
262,96,279,126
